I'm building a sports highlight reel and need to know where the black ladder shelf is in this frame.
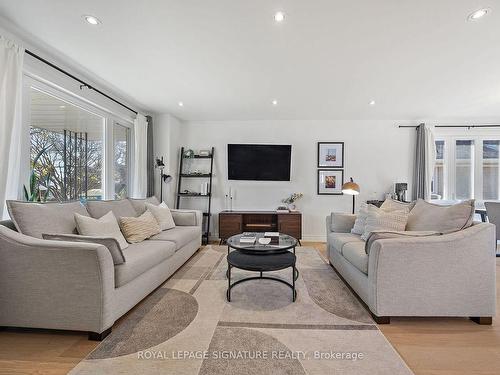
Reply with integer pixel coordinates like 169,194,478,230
176,147,214,245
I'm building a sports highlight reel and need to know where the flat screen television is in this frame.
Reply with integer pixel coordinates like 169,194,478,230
227,144,292,181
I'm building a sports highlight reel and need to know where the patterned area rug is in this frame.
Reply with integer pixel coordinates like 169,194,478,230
70,246,413,375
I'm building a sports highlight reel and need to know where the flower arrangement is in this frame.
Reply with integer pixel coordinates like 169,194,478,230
282,193,303,205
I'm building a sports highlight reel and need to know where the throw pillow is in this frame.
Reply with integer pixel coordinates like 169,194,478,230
406,199,475,232
351,203,369,235
146,202,175,230
74,211,129,250
42,233,125,265
119,210,161,243
380,198,415,213
361,205,409,241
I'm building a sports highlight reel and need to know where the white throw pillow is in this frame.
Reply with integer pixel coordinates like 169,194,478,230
74,211,129,250
146,202,175,230
380,198,414,213
351,203,368,235
361,205,409,241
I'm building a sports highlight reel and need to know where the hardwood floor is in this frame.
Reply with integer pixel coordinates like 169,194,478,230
0,241,498,375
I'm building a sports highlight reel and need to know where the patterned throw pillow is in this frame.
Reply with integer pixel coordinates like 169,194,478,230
351,203,369,235
119,210,161,243
361,205,409,241
380,198,415,213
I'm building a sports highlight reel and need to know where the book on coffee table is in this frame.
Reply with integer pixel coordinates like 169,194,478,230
264,232,280,244
239,236,256,244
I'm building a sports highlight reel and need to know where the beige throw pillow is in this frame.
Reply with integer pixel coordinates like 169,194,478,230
74,211,129,250
119,211,161,243
361,205,409,241
351,203,369,235
145,202,175,230
406,199,475,233
380,198,415,213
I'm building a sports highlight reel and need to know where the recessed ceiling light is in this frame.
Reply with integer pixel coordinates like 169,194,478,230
59,105,66,109
272,99,278,106
468,8,490,21
274,11,285,22
83,15,101,25
178,101,184,107
369,100,376,106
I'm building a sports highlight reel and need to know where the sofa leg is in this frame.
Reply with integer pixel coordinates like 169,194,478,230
372,314,390,324
470,317,492,325
88,327,112,341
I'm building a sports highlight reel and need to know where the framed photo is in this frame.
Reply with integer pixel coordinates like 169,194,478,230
317,169,344,195
317,142,344,168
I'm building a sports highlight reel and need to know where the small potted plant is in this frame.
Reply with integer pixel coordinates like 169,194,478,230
282,193,303,211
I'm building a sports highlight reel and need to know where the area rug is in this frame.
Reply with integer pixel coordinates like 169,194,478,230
70,245,413,374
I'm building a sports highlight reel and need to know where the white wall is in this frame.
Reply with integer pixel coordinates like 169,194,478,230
153,114,182,207
175,120,416,241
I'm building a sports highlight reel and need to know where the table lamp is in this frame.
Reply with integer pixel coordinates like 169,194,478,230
342,177,360,214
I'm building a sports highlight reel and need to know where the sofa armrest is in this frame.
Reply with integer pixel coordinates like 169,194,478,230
368,223,496,317
327,212,357,233
170,209,203,226
0,226,115,333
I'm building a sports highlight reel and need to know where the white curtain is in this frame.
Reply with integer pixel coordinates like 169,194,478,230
0,36,24,219
131,113,148,198
424,125,436,200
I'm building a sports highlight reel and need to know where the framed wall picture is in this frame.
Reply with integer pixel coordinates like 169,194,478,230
317,169,344,195
317,142,344,168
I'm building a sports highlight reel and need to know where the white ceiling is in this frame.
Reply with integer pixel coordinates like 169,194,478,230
1,0,500,121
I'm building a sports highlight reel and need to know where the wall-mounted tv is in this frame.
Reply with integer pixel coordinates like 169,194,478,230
228,144,292,181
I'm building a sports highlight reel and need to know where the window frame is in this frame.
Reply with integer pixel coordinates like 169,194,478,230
434,129,500,202
22,75,134,201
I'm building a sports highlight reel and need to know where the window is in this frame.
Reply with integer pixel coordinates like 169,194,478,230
455,140,474,199
113,123,129,199
483,140,500,200
432,134,500,202
29,88,104,201
26,82,133,202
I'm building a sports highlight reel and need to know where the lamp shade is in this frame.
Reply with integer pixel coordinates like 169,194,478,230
342,177,360,195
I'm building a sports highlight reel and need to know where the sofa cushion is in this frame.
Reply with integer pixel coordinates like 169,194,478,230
150,226,201,250
114,240,176,287
361,205,408,240
342,242,369,274
330,212,356,233
6,200,89,239
86,199,137,219
74,211,128,250
406,199,475,233
119,211,161,243
327,232,364,255
129,196,161,215
146,202,175,230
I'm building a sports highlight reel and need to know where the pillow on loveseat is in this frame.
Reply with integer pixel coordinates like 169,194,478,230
406,199,475,233
146,202,175,230
74,211,129,250
119,211,161,243
361,205,409,240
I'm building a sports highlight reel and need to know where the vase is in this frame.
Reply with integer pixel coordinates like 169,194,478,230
288,203,296,211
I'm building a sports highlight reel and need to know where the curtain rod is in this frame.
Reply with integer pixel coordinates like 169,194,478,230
25,49,138,115
399,124,500,129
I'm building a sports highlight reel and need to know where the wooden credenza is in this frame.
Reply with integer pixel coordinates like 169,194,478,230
218,211,302,244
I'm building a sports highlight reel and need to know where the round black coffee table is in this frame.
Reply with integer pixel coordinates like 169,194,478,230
226,233,298,302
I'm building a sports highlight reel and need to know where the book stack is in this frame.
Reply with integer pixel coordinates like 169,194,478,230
264,232,280,245
239,236,256,244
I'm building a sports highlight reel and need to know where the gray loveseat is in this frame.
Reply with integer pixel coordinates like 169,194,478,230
326,213,496,324
0,197,202,340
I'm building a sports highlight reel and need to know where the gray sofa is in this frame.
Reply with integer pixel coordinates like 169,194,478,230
326,213,497,324
0,197,202,340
